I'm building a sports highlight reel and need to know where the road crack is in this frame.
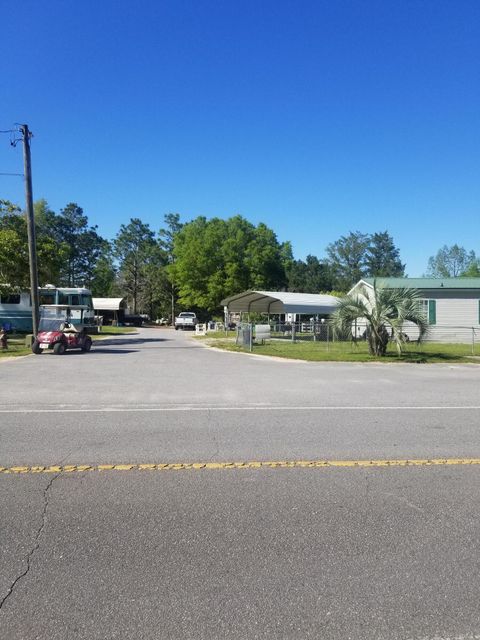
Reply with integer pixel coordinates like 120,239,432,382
0,472,60,611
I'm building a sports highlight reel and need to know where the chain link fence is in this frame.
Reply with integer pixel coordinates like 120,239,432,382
236,321,479,355
270,321,332,342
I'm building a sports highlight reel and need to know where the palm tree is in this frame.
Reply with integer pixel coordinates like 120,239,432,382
329,281,429,356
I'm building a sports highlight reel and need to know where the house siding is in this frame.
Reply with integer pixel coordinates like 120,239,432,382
404,295,480,342
415,290,480,327
436,298,479,326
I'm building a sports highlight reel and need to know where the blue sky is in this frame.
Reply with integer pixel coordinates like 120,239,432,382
1,0,479,276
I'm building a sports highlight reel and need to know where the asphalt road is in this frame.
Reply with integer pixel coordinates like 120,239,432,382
1,327,480,639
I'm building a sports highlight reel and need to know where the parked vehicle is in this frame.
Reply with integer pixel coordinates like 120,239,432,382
0,285,96,333
32,305,93,355
174,312,198,330
123,314,144,327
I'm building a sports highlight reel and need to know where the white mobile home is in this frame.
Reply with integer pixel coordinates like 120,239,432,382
349,278,480,343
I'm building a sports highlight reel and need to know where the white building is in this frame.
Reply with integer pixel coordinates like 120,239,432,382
349,278,480,343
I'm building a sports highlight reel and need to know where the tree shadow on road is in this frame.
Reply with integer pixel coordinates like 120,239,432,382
94,337,169,347
66,348,139,355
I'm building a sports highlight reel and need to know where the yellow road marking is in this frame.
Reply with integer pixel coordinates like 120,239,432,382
1,458,480,474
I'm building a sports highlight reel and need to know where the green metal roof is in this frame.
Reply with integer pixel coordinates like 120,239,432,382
361,277,480,289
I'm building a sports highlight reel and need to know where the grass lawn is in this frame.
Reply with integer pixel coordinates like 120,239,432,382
195,333,480,363
0,326,137,358
0,338,32,358
92,326,137,340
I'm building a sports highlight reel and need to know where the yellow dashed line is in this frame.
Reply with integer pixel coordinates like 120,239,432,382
1,458,480,474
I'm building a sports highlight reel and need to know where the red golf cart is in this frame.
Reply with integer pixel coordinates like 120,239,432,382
32,305,93,355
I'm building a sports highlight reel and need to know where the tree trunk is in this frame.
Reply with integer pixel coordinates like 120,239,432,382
367,324,389,356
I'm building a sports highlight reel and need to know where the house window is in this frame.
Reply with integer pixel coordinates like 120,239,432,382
0,294,20,304
420,299,436,325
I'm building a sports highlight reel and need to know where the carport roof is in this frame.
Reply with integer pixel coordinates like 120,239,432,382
93,297,126,311
220,291,339,314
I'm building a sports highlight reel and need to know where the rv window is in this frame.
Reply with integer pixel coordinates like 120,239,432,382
58,292,69,305
0,294,20,304
39,293,55,305
70,295,80,305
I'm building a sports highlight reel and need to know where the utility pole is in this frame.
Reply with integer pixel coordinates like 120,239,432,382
20,124,40,337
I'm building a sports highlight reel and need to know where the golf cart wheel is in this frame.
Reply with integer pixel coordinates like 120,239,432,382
53,342,66,355
82,337,92,352
32,340,42,355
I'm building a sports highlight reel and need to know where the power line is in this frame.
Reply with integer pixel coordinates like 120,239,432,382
1,126,25,146
1,125,27,181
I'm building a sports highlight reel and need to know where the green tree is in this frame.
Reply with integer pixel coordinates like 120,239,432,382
287,255,333,292
365,231,405,277
219,216,260,294
170,215,288,314
244,223,289,290
329,281,429,356
52,203,105,287
461,260,480,277
426,244,477,278
158,213,184,322
114,218,157,313
0,229,27,293
170,216,226,312
89,241,118,296
139,244,169,320
34,199,68,285
1,199,67,291
0,199,21,215
34,198,57,232
326,231,370,291
36,202,105,287
159,213,183,259
0,200,28,292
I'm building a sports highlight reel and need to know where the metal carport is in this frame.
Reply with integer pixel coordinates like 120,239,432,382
220,291,339,316
93,297,127,325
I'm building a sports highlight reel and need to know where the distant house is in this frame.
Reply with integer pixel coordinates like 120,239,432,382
349,278,480,343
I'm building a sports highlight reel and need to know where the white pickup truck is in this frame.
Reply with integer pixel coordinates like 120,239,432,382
174,311,198,330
